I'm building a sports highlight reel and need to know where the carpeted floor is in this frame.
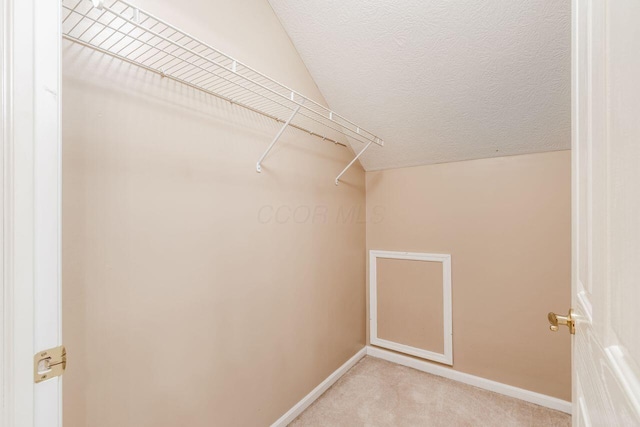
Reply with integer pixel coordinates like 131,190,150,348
290,356,571,427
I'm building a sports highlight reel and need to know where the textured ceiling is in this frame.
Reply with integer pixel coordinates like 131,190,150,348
268,0,571,171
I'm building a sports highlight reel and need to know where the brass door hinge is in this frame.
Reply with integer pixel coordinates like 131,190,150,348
34,345,66,383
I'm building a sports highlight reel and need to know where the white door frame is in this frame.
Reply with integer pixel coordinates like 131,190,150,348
1,0,62,426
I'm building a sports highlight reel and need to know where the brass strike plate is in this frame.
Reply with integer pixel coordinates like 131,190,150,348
34,345,66,383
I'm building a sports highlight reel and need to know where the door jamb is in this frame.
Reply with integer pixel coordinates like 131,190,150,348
2,0,62,426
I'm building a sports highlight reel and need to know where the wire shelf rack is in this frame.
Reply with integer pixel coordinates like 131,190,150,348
61,0,384,182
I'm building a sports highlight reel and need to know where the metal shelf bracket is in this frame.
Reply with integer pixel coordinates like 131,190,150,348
256,103,303,173
335,139,374,185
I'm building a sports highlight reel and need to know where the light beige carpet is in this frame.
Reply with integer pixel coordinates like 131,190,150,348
290,356,570,427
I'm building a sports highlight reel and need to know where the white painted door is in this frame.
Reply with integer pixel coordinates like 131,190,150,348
572,0,640,425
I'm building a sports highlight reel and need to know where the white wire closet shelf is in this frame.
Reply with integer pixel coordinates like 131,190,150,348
61,0,384,184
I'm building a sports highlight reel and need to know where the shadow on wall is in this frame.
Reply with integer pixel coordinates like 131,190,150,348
62,35,367,427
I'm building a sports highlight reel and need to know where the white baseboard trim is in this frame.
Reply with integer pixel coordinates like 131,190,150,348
271,345,570,426
366,346,572,414
270,348,367,427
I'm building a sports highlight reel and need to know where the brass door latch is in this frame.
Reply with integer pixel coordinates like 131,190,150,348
548,309,575,335
34,345,66,383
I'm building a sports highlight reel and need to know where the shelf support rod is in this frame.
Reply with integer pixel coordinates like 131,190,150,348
256,103,302,173
335,140,374,185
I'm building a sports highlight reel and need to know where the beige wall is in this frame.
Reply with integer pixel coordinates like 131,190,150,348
62,0,366,426
376,259,444,353
366,151,572,401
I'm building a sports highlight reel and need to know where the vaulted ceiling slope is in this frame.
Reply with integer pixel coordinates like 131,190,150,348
268,0,571,171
